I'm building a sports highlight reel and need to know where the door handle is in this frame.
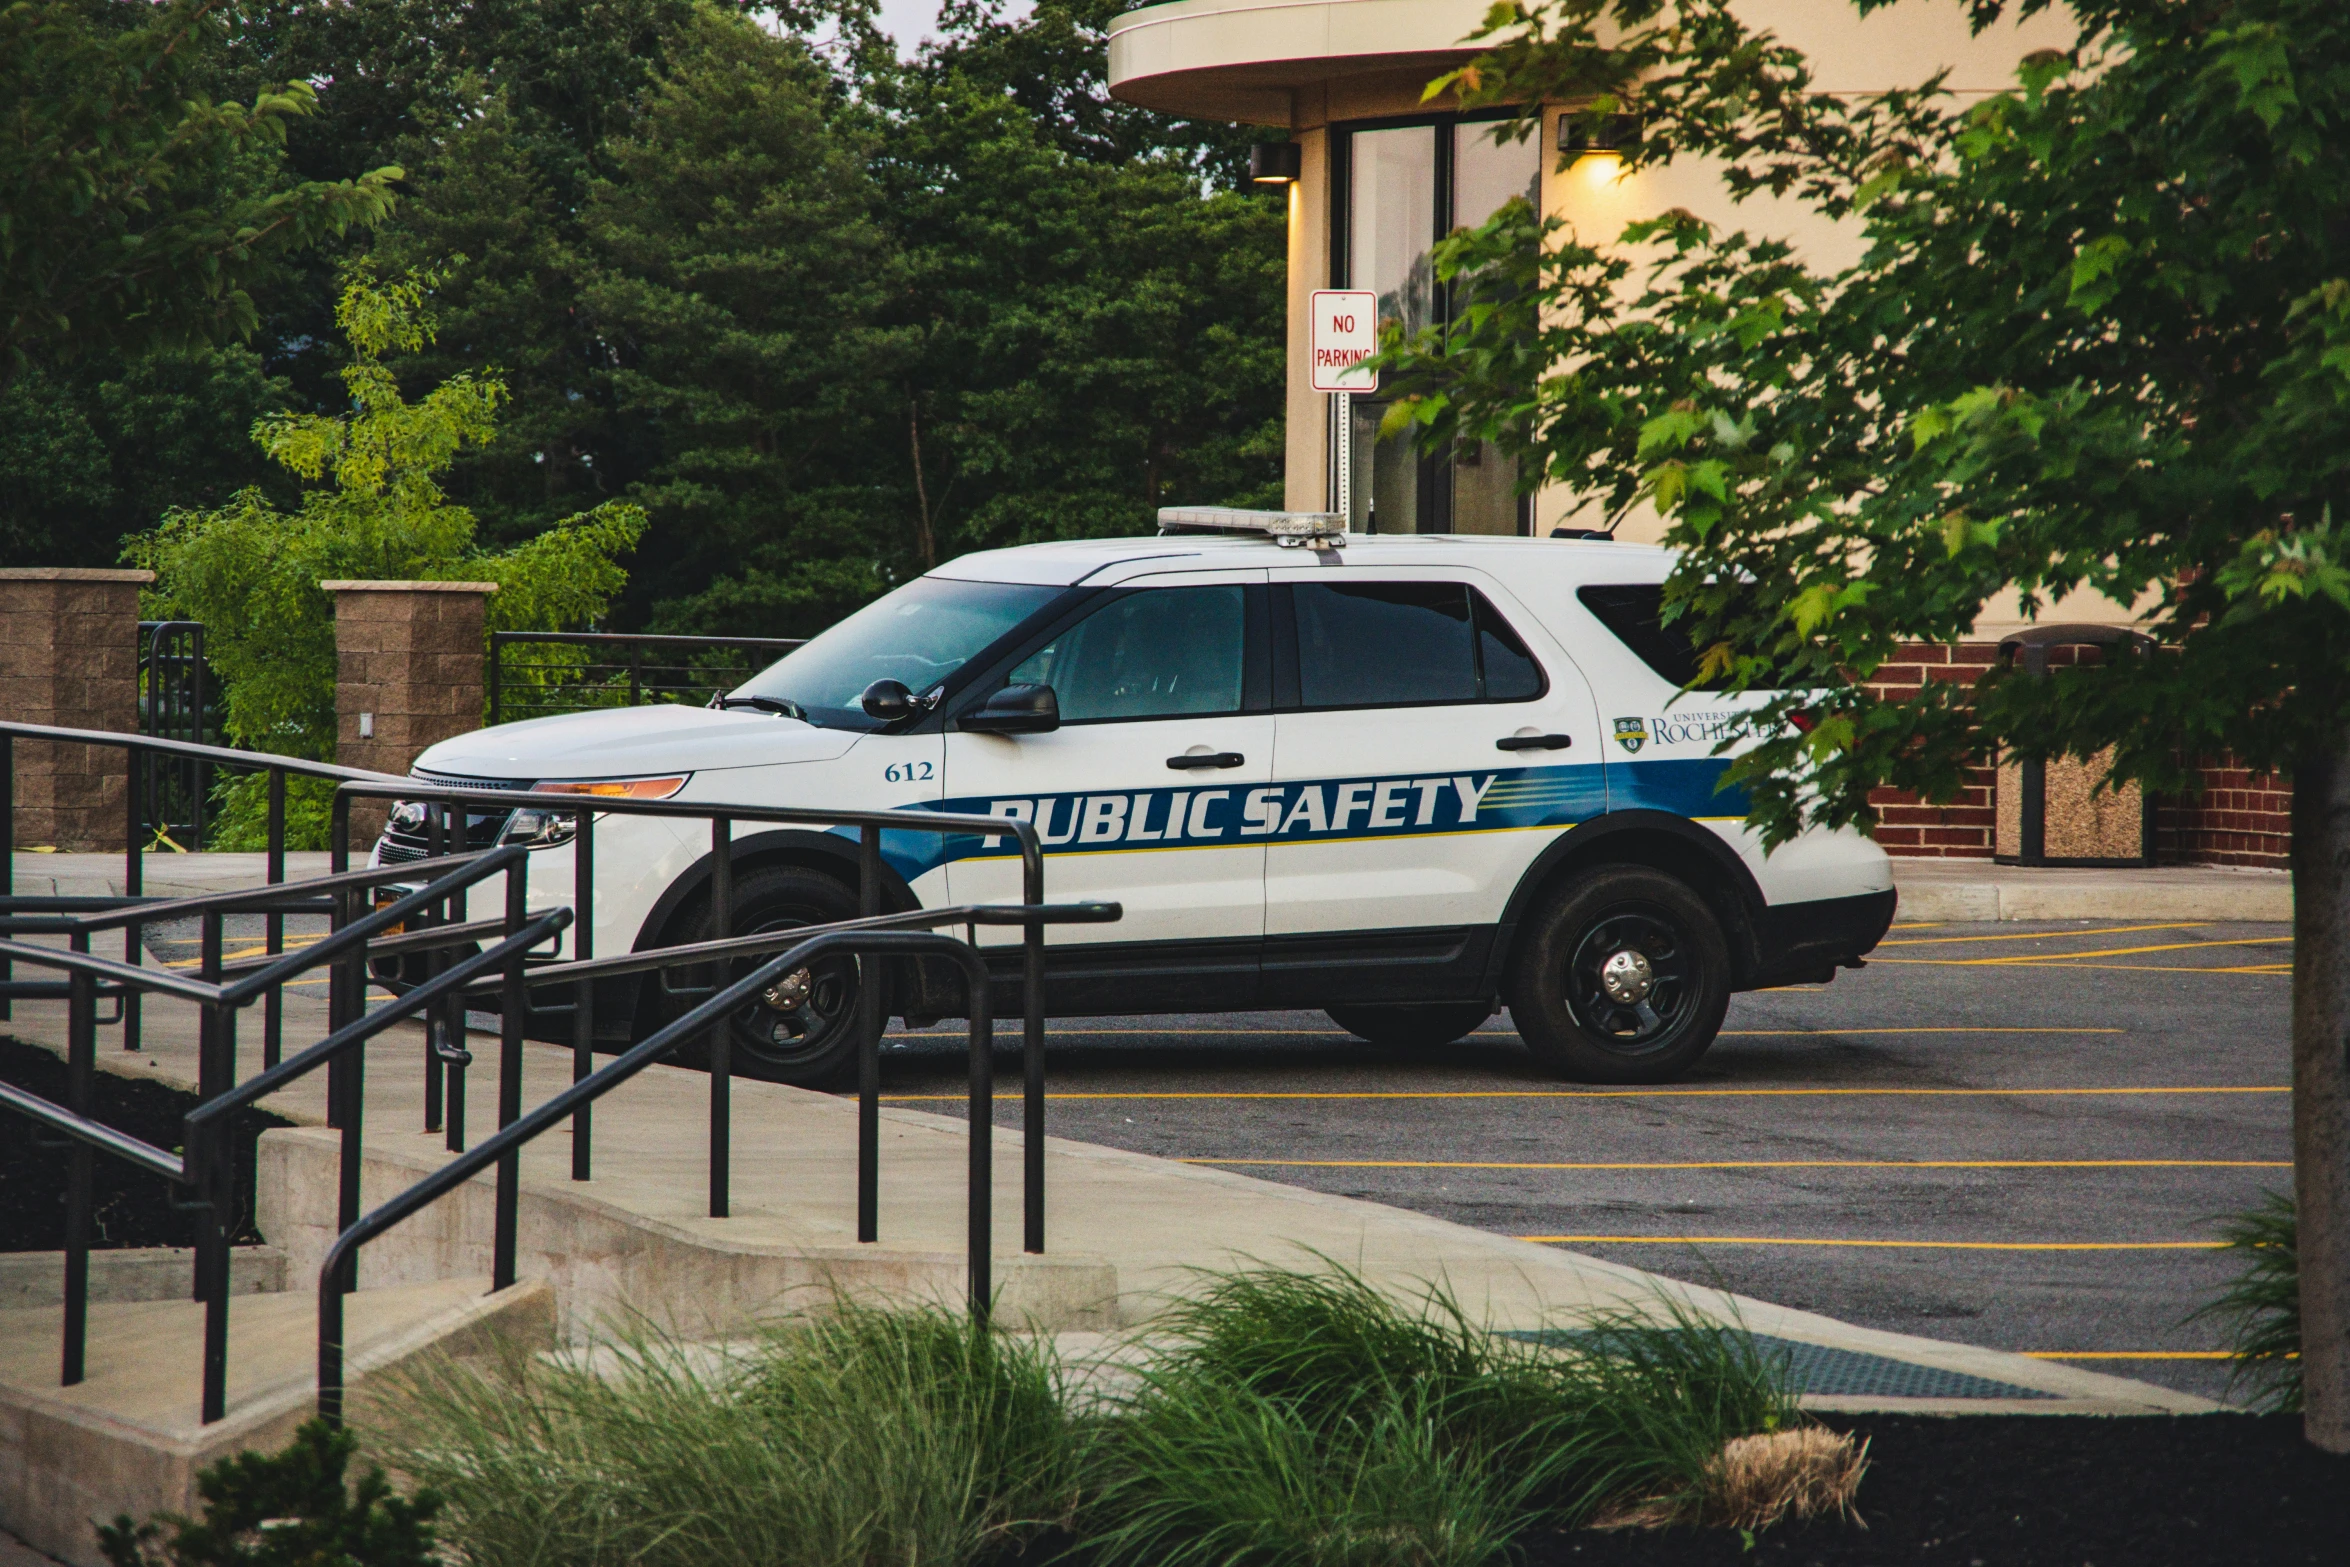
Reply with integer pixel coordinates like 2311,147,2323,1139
1496,734,1572,751
1167,751,1246,770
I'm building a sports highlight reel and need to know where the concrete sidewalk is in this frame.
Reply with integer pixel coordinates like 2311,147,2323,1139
1891,858,2290,922
0,957,2215,1416
9,850,337,902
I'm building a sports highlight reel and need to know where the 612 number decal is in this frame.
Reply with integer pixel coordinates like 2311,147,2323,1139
883,760,936,783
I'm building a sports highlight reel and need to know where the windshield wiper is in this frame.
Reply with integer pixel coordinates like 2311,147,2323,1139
712,695,807,720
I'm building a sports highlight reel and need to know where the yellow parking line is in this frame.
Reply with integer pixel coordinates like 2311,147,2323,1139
1517,1236,2225,1250
156,934,327,969
1876,923,2207,947
880,1085,2286,1102
1876,959,2290,976
1890,936,2289,966
1180,1158,2288,1171
1019,1026,2122,1038
1719,1028,2124,1036
2020,1351,2236,1361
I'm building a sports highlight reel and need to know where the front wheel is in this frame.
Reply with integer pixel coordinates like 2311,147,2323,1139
649,864,870,1089
1509,866,1730,1083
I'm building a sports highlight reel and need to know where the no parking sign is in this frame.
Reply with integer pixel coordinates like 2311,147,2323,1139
1310,289,1378,394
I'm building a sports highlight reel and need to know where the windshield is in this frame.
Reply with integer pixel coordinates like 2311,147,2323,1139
728,576,1063,729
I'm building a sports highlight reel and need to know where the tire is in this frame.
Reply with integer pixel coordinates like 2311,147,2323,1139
1326,1001,1496,1050
1508,865,1731,1083
649,864,870,1089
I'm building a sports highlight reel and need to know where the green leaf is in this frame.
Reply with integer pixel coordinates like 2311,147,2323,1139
2069,235,2133,312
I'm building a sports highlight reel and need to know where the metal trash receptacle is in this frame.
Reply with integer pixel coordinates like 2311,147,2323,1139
1993,625,2156,868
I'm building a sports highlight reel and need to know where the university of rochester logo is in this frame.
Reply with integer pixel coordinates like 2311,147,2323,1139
1613,717,1648,754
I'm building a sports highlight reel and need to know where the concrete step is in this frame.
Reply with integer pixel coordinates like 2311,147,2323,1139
257,1127,1122,1338
0,1249,286,1313
0,1275,552,1567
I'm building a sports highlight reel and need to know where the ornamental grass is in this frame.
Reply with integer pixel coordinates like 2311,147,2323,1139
367,1265,1859,1567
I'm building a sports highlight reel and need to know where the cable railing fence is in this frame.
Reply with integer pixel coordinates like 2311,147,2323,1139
487,631,804,727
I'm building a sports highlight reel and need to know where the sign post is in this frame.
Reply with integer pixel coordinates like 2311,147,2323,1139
1310,290,1377,523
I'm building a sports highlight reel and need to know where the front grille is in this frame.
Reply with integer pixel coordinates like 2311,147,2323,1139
373,770,537,865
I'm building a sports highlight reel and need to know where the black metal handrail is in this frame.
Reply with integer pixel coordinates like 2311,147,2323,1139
487,630,804,727
315,926,1001,1425
0,1082,185,1181
0,718,403,1062
0,846,548,1420
331,780,1062,1252
1,719,1122,1432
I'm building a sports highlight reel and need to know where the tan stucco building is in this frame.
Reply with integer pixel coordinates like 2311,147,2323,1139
1107,0,2075,552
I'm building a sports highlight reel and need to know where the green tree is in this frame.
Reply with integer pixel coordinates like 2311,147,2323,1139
128,266,645,760
578,6,908,635
871,0,1287,571
0,347,297,566
10,0,1287,630
926,0,1262,181
1382,0,2350,1447
0,0,400,388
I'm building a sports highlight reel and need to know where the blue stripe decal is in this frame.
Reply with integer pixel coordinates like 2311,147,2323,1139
835,758,1744,883
1606,757,1748,819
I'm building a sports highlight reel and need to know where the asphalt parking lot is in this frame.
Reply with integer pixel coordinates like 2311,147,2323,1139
879,917,2296,1404
132,908,2293,1402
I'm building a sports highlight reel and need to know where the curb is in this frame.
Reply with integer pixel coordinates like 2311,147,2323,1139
1892,866,2291,923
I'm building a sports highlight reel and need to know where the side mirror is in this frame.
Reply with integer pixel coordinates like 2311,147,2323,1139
959,683,1060,735
860,678,918,721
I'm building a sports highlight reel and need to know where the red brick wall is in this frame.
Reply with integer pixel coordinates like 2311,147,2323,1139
2159,761,2292,870
1862,642,1999,859
1857,639,2294,868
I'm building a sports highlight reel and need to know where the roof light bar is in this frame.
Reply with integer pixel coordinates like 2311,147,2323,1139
1156,507,1348,551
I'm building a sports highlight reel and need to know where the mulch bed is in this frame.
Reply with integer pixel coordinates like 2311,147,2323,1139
0,1035,285,1251
1522,1414,2349,1566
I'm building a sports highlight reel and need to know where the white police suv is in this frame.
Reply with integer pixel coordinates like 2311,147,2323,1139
380,510,1895,1088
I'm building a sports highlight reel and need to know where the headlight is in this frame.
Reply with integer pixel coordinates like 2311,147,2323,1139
502,775,692,848
532,775,691,801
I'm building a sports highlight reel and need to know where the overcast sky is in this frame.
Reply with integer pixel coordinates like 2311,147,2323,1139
869,0,1035,54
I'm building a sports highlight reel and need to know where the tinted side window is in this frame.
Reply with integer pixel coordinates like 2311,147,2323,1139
1294,582,1479,708
1577,584,1703,687
1009,586,1245,722
1474,592,1545,701
1577,584,1803,691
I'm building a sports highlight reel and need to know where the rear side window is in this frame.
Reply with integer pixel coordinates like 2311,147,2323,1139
1287,582,1547,709
1577,583,1799,691
1578,584,1704,687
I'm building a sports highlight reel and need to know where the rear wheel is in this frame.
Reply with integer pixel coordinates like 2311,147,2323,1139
1325,1001,1496,1050
1509,865,1730,1083
651,864,869,1089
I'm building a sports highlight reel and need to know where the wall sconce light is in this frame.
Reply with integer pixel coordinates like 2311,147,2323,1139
1557,114,1639,156
1249,142,1302,185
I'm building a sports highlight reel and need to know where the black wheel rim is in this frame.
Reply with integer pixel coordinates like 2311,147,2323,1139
1564,910,1694,1054
725,912,859,1071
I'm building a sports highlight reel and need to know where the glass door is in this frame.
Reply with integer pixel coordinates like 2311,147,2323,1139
1336,117,1540,535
